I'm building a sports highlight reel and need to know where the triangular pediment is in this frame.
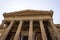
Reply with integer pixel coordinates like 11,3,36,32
3,9,53,17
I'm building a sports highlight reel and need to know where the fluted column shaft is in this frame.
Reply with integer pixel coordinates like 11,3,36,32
48,26,56,40
49,19,60,40
0,21,14,40
13,20,23,40
0,20,5,28
28,20,33,40
39,20,47,40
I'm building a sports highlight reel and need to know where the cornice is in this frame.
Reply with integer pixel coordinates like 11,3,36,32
3,10,53,17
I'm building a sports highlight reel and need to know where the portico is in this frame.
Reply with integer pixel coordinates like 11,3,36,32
0,10,60,40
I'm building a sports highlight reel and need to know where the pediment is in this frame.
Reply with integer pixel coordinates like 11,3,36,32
3,10,53,17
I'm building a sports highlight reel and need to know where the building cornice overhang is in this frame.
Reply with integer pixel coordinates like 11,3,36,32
3,10,53,17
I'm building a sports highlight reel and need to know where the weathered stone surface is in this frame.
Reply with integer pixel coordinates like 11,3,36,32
0,10,60,40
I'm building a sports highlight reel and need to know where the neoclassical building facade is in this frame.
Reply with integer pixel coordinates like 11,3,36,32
0,10,60,40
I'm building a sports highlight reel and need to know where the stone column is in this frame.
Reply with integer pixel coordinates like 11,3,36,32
0,21,14,40
13,20,23,40
48,26,56,40
28,20,33,40
39,20,47,40
49,19,60,40
0,20,5,28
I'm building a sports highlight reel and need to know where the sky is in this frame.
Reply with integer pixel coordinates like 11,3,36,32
0,0,60,24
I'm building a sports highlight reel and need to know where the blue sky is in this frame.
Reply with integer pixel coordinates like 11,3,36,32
0,0,60,24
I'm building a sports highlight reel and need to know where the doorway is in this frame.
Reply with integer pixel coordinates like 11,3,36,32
22,36,28,40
